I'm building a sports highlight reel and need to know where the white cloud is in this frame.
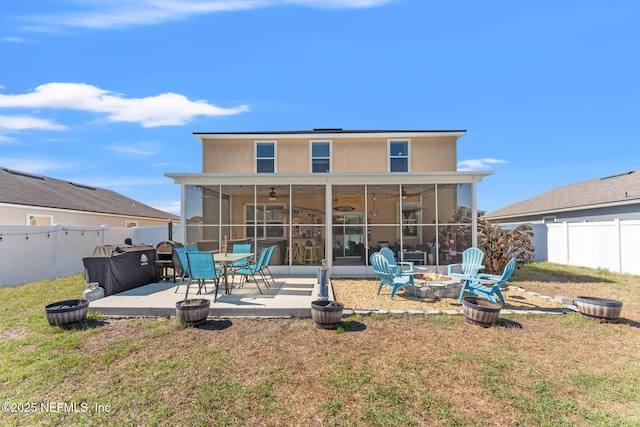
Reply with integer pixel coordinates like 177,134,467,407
0,157,75,174
107,142,158,156
457,158,508,171
0,82,249,127
0,114,67,131
21,0,395,31
1,37,30,43
152,201,181,214
0,135,19,144
75,176,171,188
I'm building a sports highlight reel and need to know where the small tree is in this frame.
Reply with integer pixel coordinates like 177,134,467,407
477,219,535,274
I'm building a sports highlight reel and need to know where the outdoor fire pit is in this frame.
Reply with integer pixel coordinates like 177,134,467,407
411,271,462,299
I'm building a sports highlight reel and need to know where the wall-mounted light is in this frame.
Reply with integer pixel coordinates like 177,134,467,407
269,187,277,201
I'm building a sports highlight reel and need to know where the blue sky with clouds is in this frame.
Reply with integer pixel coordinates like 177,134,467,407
1,0,639,215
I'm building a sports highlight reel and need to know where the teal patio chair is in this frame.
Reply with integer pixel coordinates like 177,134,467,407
184,251,222,301
447,247,485,286
234,246,269,294
261,245,278,287
379,247,415,276
173,246,199,293
457,257,517,304
230,243,252,283
370,252,416,300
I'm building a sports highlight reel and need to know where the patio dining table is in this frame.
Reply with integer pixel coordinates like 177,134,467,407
214,252,254,295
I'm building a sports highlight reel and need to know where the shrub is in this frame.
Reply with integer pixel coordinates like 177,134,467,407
477,219,535,274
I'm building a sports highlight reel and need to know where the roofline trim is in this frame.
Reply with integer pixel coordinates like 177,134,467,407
165,171,493,186
193,130,466,140
484,198,640,221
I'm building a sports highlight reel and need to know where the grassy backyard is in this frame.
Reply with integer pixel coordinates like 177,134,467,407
0,263,639,426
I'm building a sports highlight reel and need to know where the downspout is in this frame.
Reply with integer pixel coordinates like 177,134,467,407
325,183,333,271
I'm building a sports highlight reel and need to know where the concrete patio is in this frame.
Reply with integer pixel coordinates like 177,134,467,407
88,275,326,318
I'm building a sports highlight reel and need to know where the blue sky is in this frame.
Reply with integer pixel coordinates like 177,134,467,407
1,0,639,215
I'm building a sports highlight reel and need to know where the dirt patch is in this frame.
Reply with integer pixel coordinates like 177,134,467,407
331,279,565,312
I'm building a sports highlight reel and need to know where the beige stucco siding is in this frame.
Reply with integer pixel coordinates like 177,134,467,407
201,135,458,174
410,137,457,172
203,139,254,173
0,205,171,227
332,138,387,172
277,139,309,173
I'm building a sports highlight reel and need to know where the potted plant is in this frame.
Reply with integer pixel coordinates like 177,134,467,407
311,300,344,330
44,299,90,326
462,296,501,328
576,296,623,323
176,298,211,326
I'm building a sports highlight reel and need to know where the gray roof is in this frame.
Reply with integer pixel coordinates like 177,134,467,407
0,167,178,220
484,170,640,220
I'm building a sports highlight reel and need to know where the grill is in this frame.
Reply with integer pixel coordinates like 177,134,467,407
156,240,183,282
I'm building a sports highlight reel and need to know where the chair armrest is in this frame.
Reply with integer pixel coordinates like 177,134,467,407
447,263,463,274
396,261,415,272
477,273,501,281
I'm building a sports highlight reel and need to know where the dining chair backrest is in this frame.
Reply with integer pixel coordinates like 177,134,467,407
233,243,252,253
232,243,252,267
254,246,269,270
174,247,190,275
185,251,220,280
263,245,276,268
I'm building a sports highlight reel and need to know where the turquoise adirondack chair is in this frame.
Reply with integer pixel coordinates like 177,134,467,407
379,247,415,276
447,247,485,285
184,251,221,301
457,257,517,304
370,252,416,300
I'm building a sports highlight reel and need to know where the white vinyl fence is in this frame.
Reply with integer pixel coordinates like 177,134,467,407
0,224,182,287
547,219,640,276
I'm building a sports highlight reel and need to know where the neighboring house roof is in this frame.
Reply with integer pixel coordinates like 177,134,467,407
484,170,640,221
0,167,178,220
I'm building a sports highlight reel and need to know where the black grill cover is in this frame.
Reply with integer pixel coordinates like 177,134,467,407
82,244,157,296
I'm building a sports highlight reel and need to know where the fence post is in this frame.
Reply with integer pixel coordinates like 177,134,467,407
614,219,622,273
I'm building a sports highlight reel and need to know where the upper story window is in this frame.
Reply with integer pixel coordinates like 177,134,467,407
256,141,276,173
311,141,331,173
389,140,409,172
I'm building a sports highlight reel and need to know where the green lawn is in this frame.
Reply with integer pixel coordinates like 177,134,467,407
1,264,639,426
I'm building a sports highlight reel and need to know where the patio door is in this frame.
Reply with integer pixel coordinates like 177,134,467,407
332,214,364,259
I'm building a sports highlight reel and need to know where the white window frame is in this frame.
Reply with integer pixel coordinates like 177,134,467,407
310,140,332,173
255,141,277,173
388,139,411,172
245,203,285,238
26,213,53,226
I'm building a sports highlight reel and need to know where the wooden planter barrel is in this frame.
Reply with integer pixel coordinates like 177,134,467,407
311,300,344,330
45,299,89,326
176,299,211,326
576,296,623,323
462,296,502,328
